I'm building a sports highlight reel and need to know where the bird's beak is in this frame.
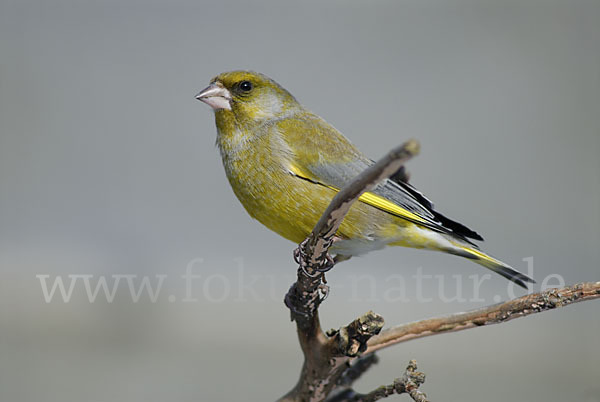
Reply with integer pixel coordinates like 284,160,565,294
195,83,232,111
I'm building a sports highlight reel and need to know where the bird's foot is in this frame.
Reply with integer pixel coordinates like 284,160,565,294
294,239,336,277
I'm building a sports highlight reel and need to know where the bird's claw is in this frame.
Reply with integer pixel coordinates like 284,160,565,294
316,254,336,273
293,238,310,265
293,246,302,265
318,283,330,302
294,239,336,278
297,252,336,278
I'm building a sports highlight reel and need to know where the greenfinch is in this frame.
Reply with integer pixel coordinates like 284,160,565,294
195,71,534,288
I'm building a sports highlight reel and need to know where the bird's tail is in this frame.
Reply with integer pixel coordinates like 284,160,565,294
448,243,535,289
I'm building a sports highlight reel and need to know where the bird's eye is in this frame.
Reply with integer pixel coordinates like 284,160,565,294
239,81,253,92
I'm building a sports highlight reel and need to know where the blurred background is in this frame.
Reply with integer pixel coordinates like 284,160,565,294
1,0,598,401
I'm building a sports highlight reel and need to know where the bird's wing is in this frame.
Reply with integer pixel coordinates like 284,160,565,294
276,113,483,243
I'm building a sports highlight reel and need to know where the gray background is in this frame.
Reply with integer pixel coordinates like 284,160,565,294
1,0,599,401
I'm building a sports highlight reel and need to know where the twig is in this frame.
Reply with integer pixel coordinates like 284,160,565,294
366,281,600,354
327,360,428,402
354,360,427,402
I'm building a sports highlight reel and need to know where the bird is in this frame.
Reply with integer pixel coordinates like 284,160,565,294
195,70,534,288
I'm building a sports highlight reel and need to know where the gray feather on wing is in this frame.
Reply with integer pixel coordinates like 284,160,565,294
307,158,436,220
306,157,483,243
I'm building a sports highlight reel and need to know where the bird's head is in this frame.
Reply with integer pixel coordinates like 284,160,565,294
196,71,300,125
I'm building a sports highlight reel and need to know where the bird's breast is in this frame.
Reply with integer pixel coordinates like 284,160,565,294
216,127,335,243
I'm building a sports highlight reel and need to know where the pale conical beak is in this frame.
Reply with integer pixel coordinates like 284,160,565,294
195,83,232,111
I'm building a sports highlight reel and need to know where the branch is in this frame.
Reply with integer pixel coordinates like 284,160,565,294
366,281,600,354
280,140,420,402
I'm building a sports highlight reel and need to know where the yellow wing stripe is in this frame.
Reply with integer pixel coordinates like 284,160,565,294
289,164,314,181
289,164,428,224
357,191,428,224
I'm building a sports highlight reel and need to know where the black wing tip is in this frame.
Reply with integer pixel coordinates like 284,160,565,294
387,175,484,243
434,211,484,242
467,230,484,242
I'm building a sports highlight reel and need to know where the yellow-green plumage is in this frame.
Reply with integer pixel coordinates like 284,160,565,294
196,70,534,288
